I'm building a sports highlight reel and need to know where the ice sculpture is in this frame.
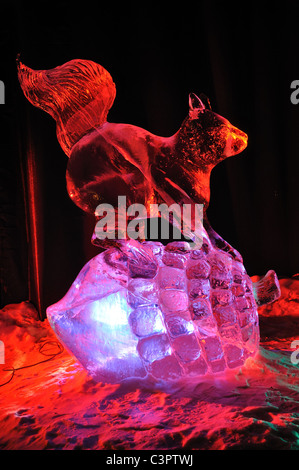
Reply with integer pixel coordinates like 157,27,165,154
17,58,281,384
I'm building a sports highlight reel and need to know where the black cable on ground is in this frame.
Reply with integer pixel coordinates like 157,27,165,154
0,340,64,387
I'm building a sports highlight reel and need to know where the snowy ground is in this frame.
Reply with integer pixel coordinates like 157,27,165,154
0,277,298,450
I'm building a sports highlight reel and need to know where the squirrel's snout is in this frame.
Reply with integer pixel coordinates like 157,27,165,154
224,126,248,157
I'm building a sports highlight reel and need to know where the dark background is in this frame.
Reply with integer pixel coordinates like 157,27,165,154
0,1,298,318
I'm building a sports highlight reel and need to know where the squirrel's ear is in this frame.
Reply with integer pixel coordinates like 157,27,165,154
199,93,212,110
189,93,205,119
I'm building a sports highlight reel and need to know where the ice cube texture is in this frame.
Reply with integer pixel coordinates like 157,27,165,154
47,238,261,384
17,58,280,385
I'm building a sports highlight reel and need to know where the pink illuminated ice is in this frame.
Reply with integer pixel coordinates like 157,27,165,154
17,58,281,385
46,237,274,384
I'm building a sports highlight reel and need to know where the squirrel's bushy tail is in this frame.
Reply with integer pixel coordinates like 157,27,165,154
17,57,116,156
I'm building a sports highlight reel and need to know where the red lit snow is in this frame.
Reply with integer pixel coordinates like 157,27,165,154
0,277,298,450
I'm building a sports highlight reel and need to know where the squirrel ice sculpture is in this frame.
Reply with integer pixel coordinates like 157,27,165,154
18,58,281,384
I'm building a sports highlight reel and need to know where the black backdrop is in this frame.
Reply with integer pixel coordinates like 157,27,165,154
0,1,298,318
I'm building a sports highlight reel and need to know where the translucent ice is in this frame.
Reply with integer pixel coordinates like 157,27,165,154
127,278,159,308
137,334,171,363
17,58,281,385
165,315,195,337
128,306,165,337
158,267,186,290
47,238,266,383
17,59,248,234
188,278,210,299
